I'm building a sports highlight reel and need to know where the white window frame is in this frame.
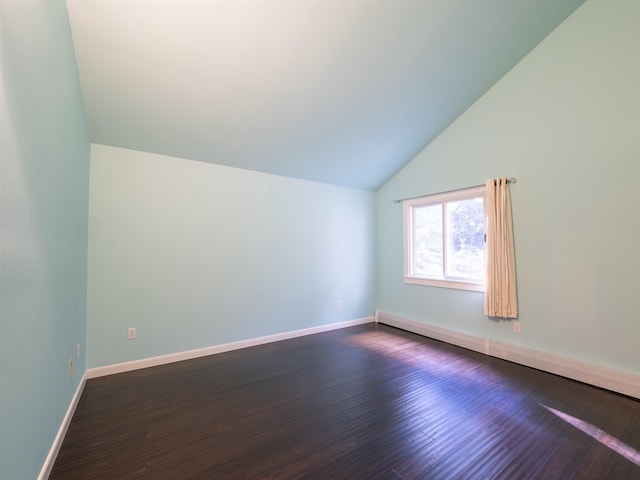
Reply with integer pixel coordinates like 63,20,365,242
403,185,486,292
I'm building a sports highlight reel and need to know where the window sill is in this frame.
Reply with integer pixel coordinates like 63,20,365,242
404,276,485,292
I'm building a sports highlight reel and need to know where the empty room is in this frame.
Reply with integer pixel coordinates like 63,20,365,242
1,0,639,479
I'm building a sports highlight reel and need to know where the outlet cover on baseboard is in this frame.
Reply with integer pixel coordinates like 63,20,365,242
128,327,136,340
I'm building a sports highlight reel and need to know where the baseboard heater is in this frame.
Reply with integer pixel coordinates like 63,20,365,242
375,311,640,400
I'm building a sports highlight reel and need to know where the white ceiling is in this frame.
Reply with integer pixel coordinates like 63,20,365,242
66,0,584,190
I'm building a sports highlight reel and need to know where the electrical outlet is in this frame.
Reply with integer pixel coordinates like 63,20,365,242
513,321,521,333
77,343,81,359
337,300,343,309
128,327,136,340
68,359,73,376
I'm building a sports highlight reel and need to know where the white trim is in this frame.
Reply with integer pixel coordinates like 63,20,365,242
403,185,487,207
403,276,485,292
376,311,640,400
38,372,87,480
87,317,374,379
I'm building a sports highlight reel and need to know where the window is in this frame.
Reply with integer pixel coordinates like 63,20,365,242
403,185,486,291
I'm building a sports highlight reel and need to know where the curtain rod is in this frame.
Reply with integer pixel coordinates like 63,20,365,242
393,177,517,204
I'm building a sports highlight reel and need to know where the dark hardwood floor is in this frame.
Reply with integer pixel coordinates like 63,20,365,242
50,323,640,479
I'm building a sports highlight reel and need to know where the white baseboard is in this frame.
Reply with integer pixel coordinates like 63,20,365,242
377,311,640,400
87,317,374,379
38,372,87,480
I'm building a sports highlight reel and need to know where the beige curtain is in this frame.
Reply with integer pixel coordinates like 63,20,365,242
484,178,518,318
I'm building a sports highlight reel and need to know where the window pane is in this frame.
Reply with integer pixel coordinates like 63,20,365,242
413,204,442,276
446,198,485,279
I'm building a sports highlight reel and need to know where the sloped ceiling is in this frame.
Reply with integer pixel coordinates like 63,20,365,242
66,0,584,190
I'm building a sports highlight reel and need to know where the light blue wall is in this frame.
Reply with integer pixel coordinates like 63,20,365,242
376,0,640,376
0,1,90,479
87,145,375,368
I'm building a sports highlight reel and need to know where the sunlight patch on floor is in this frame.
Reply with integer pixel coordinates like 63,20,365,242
541,404,640,466
347,330,494,387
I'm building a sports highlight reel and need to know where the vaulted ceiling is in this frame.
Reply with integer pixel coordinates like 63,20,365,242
66,0,584,190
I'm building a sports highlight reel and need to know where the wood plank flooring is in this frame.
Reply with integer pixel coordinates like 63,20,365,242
50,324,640,479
